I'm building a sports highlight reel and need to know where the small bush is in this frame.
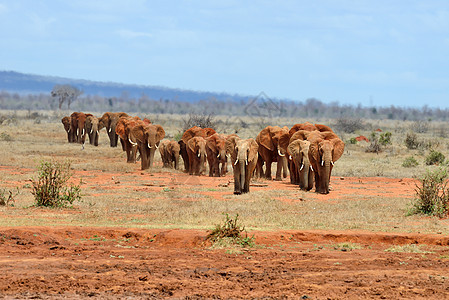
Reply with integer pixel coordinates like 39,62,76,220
409,168,449,217
405,132,422,150
402,156,419,168
182,112,216,131
365,132,382,153
425,150,445,166
334,118,365,133
410,120,429,133
348,137,357,144
378,132,392,146
206,213,255,248
31,160,81,208
0,188,19,206
0,132,13,141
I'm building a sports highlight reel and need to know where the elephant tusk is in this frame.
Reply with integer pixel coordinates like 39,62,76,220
289,155,292,160
245,159,248,166
129,138,137,146
331,161,334,166
234,160,238,166
300,164,304,171
217,154,220,158
310,166,314,172
148,142,152,149
321,161,324,167
96,130,99,136
82,128,85,136
107,127,111,133
278,149,285,157
90,128,93,135
198,152,201,158
155,143,159,149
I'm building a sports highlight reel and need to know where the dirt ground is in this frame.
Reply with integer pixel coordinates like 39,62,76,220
1,167,449,299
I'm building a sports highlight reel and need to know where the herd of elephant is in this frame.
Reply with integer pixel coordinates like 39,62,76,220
61,112,345,195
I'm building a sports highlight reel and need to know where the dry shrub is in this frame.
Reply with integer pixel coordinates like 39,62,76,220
206,213,254,247
182,113,216,131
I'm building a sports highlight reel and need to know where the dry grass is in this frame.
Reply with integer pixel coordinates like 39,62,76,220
1,110,449,234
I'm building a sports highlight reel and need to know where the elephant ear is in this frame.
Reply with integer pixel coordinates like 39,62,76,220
181,126,199,144
204,128,217,137
331,138,345,162
257,126,275,151
308,138,321,164
289,124,302,137
321,131,338,140
206,134,218,152
290,130,309,143
287,140,300,157
187,138,197,153
248,139,259,163
315,124,333,132
225,136,239,162
155,125,165,142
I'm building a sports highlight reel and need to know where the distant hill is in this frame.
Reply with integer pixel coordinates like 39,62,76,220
0,70,251,103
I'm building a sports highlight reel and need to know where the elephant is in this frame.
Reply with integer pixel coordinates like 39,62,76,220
99,112,129,147
186,136,207,175
308,130,345,194
289,122,333,137
85,115,101,146
255,126,289,181
288,130,314,191
61,116,75,143
206,133,228,177
179,126,216,173
225,136,259,195
159,140,180,169
116,116,142,163
70,112,92,146
129,123,165,170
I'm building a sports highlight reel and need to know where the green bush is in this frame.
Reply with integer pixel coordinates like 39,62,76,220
31,160,81,207
378,132,392,146
402,156,419,168
425,150,445,166
409,168,449,217
348,137,358,144
206,213,255,248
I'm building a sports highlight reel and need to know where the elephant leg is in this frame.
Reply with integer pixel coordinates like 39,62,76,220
233,164,241,195
265,159,273,180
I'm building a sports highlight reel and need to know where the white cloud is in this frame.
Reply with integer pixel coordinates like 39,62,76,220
116,29,153,39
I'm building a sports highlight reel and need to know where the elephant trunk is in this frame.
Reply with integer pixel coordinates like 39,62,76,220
199,151,206,175
174,153,180,170
239,159,245,192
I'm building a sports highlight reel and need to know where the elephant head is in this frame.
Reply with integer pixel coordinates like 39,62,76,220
61,116,74,143
308,131,345,194
116,116,142,163
99,112,129,147
158,140,170,167
256,125,290,180
85,115,100,146
288,130,314,191
206,133,227,177
187,136,207,175
130,123,165,170
179,126,217,173
226,136,259,194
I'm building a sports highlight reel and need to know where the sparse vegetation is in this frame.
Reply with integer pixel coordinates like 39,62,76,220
334,118,365,133
31,160,82,208
409,168,449,218
405,132,423,150
385,244,432,253
0,187,19,206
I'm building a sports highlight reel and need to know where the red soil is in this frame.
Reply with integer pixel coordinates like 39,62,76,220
1,166,449,299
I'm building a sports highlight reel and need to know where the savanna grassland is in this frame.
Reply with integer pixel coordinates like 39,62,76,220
1,109,449,299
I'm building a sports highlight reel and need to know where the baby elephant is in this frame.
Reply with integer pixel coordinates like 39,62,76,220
225,136,259,195
159,140,181,169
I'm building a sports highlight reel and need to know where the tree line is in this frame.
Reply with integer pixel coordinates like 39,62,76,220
0,88,449,121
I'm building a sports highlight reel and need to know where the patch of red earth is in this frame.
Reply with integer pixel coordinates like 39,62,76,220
355,135,370,142
0,227,449,299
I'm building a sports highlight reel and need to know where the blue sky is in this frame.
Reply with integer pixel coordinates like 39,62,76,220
1,1,448,108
